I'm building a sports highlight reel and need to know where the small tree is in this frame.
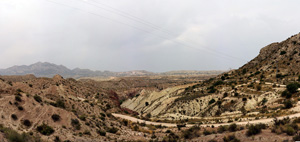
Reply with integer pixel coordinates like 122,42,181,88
36,124,55,135
34,95,42,103
228,123,237,132
284,100,293,109
51,114,61,122
246,124,262,136
287,82,300,94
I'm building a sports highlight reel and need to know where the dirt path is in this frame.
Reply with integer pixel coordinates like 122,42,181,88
112,112,300,127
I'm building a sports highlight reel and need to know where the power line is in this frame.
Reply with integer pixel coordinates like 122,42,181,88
45,0,247,62
87,0,178,36
77,0,247,62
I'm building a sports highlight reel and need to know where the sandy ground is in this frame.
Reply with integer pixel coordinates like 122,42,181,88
112,112,300,127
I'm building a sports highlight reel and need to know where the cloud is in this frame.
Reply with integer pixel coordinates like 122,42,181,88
1,0,300,71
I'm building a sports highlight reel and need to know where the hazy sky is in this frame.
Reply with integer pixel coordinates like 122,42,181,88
1,0,300,72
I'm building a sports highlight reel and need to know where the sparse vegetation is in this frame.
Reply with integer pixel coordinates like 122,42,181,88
0,124,38,142
36,123,55,135
18,106,24,111
34,95,42,103
228,123,237,132
22,119,32,127
286,82,300,94
50,99,66,109
71,119,81,130
283,100,293,109
280,51,287,55
51,114,61,122
97,130,106,136
107,127,118,134
246,124,266,136
223,134,240,142
11,114,18,120
209,99,216,104
182,125,201,139
15,96,22,102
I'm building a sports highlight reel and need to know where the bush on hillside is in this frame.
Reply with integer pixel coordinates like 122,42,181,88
34,95,42,103
36,124,55,135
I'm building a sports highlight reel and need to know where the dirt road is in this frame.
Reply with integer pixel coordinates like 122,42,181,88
112,112,300,127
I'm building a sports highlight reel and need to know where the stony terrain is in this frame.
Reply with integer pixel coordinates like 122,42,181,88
2,33,300,141
122,33,300,123
0,74,158,141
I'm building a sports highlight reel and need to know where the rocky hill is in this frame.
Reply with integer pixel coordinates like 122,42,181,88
0,74,156,141
121,33,300,122
236,33,300,83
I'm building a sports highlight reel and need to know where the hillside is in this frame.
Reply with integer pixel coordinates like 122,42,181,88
236,33,300,83
122,33,300,121
0,74,157,141
2,33,300,142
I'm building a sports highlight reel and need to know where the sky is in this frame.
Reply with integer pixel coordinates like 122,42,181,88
1,0,300,72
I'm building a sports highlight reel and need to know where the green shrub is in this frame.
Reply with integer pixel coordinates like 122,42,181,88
11,114,18,120
228,123,237,132
217,125,227,133
246,124,263,136
71,119,81,130
274,117,290,126
262,98,268,105
97,130,106,136
284,100,293,109
51,114,61,122
213,81,224,86
100,113,106,117
56,100,65,109
287,82,300,94
293,133,300,141
2,128,33,142
15,96,22,102
36,124,55,135
34,95,42,103
17,106,24,111
209,99,216,105
285,126,296,136
242,68,247,74
223,134,240,142
79,115,86,121
208,86,217,93
203,129,212,135
256,85,262,91
83,130,91,135
182,126,201,139
22,120,31,127
280,51,287,55
107,127,118,134
254,71,261,75
163,132,179,142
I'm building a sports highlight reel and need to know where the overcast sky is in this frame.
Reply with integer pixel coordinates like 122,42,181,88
1,0,300,72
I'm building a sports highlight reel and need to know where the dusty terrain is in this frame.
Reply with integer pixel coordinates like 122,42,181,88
1,33,300,141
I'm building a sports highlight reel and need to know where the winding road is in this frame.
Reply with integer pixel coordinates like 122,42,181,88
112,112,300,127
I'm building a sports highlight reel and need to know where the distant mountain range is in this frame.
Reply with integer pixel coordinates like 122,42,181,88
0,62,225,78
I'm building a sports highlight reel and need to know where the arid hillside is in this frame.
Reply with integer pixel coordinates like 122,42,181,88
122,33,300,122
0,74,161,141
